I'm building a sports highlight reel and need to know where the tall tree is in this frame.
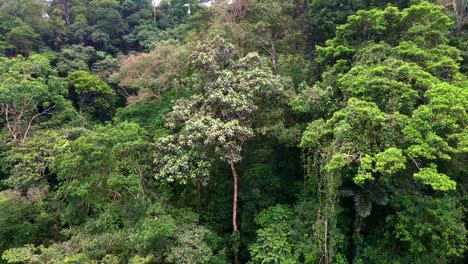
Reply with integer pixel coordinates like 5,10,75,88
0,10,40,56
155,38,283,264
111,43,187,104
67,70,116,121
249,0,308,77
297,2,467,262
435,0,468,30
0,54,76,143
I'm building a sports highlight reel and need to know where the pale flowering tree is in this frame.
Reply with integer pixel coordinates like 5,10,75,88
155,38,283,264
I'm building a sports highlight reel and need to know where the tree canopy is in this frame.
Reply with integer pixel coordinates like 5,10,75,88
0,1,467,264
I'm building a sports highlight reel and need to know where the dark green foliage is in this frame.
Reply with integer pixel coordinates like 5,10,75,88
0,10,40,56
114,88,192,133
51,122,151,225
0,190,53,255
1,1,467,263
388,195,467,261
55,45,97,76
3,130,67,192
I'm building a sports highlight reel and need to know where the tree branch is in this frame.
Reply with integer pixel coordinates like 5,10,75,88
22,105,56,142
4,105,17,141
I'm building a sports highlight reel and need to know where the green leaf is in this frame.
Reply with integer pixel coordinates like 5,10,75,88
414,166,456,191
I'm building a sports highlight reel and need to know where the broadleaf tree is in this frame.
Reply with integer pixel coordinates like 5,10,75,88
155,37,284,264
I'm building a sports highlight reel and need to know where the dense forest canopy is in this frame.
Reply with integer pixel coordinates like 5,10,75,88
0,0,467,263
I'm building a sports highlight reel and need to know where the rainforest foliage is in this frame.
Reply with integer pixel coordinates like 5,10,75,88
0,0,467,263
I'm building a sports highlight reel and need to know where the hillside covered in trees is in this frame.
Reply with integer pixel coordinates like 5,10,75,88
0,0,467,263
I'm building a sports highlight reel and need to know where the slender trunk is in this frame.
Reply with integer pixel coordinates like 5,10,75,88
4,105,17,142
197,178,201,213
79,96,85,114
61,2,71,25
23,105,55,143
229,160,239,264
270,39,279,79
231,161,238,232
137,167,145,196
324,206,329,264
352,216,363,263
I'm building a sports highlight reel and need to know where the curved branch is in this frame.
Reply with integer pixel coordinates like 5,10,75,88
22,105,56,142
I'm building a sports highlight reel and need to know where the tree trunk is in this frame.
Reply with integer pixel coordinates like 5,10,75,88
60,1,71,25
229,160,239,264
270,38,279,79
324,206,329,264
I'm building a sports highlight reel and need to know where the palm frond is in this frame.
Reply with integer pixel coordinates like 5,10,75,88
340,188,355,197
354,192,372,218
364,183,389,206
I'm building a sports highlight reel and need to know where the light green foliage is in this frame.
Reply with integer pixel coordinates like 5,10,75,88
2,244,40,264
317,2,456,67
4,130,67,192
166,225,215,264
249,205,298,264
300,2,466,191
0,57,50,108
67,70,116,120
374,148,406,174
68,70,114,97
355,148,406,184
299,2,468,263
355,155,376,184
413,166,456,191
301,98,387,162
338,56,434,114
0,54,77,142
404,83,467,158
52,122,150,225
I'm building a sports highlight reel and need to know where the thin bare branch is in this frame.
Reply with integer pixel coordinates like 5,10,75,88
22,105,56,142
